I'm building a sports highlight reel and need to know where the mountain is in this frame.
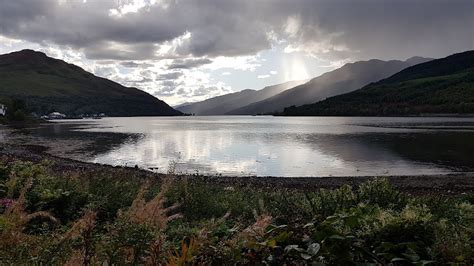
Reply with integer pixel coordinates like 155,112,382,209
279,50,474,116
0,49,181,116
228,57,432,115
173,102,196,109
176,80,306,115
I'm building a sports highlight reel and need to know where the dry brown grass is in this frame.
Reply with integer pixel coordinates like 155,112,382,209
241,214,273,240
144,235,166,266
62,210,97,240
223,213,273,258
121,172,182,230
167,238,199,266
122,169,183,265
62,210,98,266
0,177,57,249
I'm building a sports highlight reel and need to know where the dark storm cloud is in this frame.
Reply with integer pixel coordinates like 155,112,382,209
83,42,159,60
285,0,474,60
167,58,212,69
0,0,472,61
0,0,270,59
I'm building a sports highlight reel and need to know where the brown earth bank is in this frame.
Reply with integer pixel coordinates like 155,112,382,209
0,143,472,196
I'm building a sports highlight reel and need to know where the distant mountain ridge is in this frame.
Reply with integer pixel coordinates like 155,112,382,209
0,49,181,116
229,57,433,115
280,50,474,116
176,80,306,115
173,102,196,109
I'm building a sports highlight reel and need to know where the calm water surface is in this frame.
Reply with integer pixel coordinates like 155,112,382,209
7,116,474,177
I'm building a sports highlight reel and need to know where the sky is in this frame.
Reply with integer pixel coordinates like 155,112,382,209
0,0,473,106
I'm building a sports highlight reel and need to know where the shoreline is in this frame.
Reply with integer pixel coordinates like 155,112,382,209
1,143,473,195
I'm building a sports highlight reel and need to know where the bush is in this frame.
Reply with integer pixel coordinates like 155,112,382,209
357,178,407,210
0,160,472,264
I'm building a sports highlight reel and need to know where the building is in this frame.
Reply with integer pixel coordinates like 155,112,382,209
47,112,66,119
0,104,6,116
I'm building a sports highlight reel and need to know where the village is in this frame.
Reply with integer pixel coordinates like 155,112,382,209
0,102,106,120
0,103,6,116
39,112,106,120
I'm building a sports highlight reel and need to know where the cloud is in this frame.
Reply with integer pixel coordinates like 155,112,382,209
84,42,159,60
120,61,154,68
156,71,183,80
0,0,271,59
93,65,119,78
192,86,221,97
1,0,469,63
257,70,278,79
0,0,472,105
206,55,262,71
167,58,212,69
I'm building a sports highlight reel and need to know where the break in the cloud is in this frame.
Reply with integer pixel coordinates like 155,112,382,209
0,0,472,105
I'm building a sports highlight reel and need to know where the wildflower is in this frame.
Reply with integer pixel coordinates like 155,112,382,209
0,198,13,209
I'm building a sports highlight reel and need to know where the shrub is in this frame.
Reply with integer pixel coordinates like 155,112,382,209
357,178,408,210
0,159,472,264
304,184,356,219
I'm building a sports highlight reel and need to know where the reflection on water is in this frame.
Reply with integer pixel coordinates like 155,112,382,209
5,116,474,177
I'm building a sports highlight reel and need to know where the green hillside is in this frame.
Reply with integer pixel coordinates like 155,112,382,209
280,51,474,116
0,50,181,116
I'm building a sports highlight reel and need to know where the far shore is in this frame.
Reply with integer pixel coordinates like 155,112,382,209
273,113,474,117
0,143,472,196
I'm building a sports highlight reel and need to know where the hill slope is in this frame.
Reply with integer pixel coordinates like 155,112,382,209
0,49,181,116
280,50,474,116
176,80,306,115
229,57,432,115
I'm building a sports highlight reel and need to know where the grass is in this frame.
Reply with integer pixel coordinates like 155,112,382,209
0,159,472,264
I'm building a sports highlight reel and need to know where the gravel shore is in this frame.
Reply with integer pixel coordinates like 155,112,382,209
1,143,473,195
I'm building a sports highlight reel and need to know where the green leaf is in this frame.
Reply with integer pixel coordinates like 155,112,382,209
304,222,314,228
267,224,287,233
266,239,277,248
328,235,345,240
345,215,359,228
391,257,407,262
325,216,339,223
381,242,396,250
285,245,304,253
285,244,299,251
419,260,436,265
402,252,420,262
273,231,290,242
307,243,320,256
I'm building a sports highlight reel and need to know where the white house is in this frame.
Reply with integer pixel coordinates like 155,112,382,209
0,104,6,116
47,112,66,119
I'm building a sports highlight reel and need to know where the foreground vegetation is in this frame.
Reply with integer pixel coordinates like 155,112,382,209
0,160,472,265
